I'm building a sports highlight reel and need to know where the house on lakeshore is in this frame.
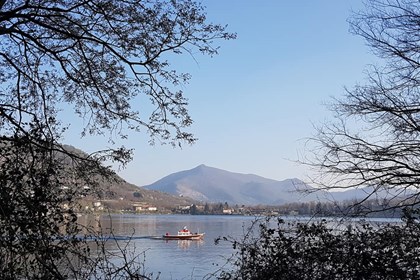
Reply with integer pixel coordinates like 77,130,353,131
132,203,157,212
93,201,104,211
223,209,234,215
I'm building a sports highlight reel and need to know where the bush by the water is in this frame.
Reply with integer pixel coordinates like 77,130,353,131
217,210,420,280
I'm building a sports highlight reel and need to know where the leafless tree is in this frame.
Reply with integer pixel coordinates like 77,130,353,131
0,0,235,154
308,0,420,213
0,0,234,278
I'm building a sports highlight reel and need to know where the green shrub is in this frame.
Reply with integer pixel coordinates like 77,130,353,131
218,211,420,280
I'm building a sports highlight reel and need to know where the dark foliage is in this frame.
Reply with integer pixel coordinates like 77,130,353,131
0,128,158,279
0,134,88,278
218,211,420,280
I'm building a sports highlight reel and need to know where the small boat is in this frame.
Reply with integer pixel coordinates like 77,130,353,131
163,226,205,240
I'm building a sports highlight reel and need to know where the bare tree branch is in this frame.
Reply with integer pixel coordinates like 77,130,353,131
307,0,420,213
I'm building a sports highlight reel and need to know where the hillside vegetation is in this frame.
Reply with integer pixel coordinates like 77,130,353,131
62,145,196,212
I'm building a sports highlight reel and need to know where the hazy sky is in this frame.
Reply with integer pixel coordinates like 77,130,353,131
65,1,378,186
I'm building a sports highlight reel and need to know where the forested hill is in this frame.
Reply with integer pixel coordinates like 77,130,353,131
61,145,197,210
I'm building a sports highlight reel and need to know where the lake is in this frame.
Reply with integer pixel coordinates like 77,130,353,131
78,214,402,280
79,214,259,279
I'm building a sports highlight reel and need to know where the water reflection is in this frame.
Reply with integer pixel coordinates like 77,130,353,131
76,214,255,279
163,239,205,250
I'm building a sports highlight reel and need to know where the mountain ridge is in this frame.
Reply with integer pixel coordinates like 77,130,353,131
143,164,322,205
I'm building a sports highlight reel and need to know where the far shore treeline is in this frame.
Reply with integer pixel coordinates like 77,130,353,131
91,194,406,219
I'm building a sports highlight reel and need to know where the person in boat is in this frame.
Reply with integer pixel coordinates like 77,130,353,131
181,226,189,233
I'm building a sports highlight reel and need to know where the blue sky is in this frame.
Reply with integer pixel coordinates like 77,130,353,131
65,1,378,186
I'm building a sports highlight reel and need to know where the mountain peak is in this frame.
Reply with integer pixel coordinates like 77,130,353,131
144,165,314,205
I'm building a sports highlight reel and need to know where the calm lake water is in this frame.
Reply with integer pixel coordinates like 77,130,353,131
78,214,402,280
79,214,258,279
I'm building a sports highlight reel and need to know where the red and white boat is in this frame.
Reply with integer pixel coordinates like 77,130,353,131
163,226,205,240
